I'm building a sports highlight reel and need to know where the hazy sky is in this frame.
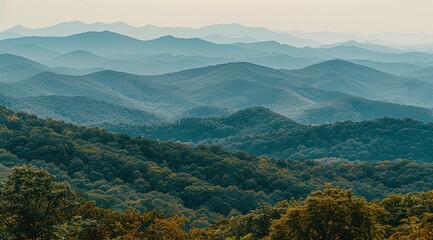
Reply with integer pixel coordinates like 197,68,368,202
1,0,433,34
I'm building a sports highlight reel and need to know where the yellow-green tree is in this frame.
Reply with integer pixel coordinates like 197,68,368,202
267,184,386,240
390,214,433,240
0,164,77,239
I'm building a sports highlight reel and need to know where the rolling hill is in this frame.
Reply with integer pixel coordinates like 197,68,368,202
294,96,433,124
0,70,198,118
0,53,50,82
1,21,318,47
6,104,433,225
0,31,268,59
103,107,433,162
0,94,160,125
288,60,433,108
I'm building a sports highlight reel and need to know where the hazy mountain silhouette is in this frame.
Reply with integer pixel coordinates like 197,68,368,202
1,21,319,47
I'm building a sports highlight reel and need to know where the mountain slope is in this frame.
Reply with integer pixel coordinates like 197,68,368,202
0,53,50,82
149,62,347,111
294,96,433,124
288,60,433,108
1,21,318,47
0,70,198,118
0,94,160,125
235,41,433,64
347,59,426,75
0,31,268,59
104,107,302,142
45,50,112,69
106,108,433,162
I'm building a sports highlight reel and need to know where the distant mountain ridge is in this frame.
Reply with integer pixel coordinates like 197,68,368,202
1,21,319,47
3,58,433,123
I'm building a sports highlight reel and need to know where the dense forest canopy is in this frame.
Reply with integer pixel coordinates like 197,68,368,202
3,165,433,239
3,105,433,231
104,107,433,162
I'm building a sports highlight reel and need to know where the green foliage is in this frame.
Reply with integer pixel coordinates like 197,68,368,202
110,108,433,162
0,165,213,240
0,164,77,239
0,95,160,126
267,185,386,240
4,106,433,234
3,106,433,226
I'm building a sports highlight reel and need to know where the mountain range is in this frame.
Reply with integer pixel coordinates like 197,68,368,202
4,21,433,48
3,20,433,238
3,52,433,124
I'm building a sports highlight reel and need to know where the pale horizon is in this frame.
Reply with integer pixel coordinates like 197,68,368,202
1,0,433,35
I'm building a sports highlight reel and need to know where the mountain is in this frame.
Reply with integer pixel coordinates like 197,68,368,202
0,31,22,40
5,106,433,239
45,50,112,68
0,70,197,118
317,45,433,63
294,96,433,124
178,106,231,119
148,62,347,111
193,23,319,47
347,59,426,75
1,21,319,47
288,30,367,45
407,66,433,78
4,59,433,123
200,34,259,44
246,54,316,69
0,94,160,125
0,53,49,82
45,50,237,75
0,31,269,59
104,107,433,162
320,40,403,53
1,62,347,121
94,107,304,143
5,104,433,228
288,60,433,108
235,41,433,64
0,53,103,81
0,43,61,61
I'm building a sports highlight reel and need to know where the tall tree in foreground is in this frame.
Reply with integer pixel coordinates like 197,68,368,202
0,164,77,239
267,184,386,240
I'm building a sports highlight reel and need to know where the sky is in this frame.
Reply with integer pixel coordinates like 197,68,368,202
1,0,433,34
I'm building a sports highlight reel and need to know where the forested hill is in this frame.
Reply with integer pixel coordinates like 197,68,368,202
3,104,433,224
104,107,433,162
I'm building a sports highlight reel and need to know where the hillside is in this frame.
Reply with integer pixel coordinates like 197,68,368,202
106,107,433,162
148,62,347,111
178,106,231,119
294,96,433,124
0,62,350,120
0,31,267,59
0,53,49,82
104,107,303,141
45,50,112,69
0,94,160,125
0,70,198,118
4,105,433,229
288,60,433,108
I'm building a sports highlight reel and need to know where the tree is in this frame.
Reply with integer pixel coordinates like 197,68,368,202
390,214,433,240
0,164,77,239
267,184,386,240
